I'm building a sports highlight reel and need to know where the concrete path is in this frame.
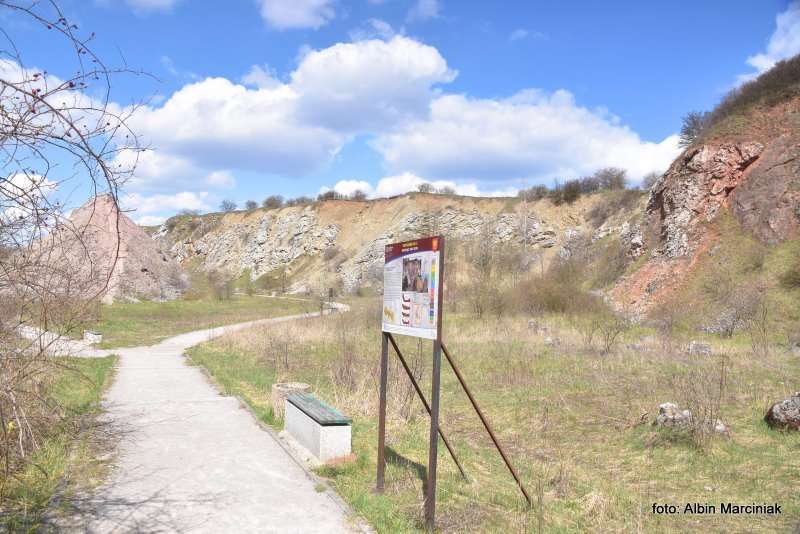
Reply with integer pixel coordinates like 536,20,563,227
60,306,361,533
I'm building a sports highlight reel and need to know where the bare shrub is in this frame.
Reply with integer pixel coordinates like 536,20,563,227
745,292,771,358
597,312,629,354
650,299,688,353
667,354,729,447
206,270,234,301
0,0,141,509
219,199,236,212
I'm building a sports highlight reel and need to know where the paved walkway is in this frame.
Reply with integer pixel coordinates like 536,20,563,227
57,307,360,533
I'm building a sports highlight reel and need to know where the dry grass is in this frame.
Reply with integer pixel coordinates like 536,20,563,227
189,299,799,533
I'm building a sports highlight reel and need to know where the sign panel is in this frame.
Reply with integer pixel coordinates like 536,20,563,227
382,236,442,340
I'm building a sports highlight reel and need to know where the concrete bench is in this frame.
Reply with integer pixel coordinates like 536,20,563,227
285,393,351,462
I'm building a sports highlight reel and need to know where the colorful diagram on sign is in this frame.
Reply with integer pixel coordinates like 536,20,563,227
382,237,441,340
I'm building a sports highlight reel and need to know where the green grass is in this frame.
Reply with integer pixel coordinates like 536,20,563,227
91,295,316,348
0,356,117,531
187,301,799,532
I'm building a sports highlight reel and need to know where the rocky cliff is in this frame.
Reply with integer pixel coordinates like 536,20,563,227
612,93,800,312
153,192,642,294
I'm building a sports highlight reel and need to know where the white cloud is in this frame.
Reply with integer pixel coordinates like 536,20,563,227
256,0,335,30
407,0,441,22
326,179,374,196
509,29,528,42
738,1,800,83
291,36,456,131
127,77,344,177
323,173,518,199
349,18,397,41
120,35,677,199
135,214,168,226
124,36,454,189
374,90,680,183
122,191,211,216
241,65,281,89
205,170,236,188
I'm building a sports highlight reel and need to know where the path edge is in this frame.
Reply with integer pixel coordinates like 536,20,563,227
187,354,375,534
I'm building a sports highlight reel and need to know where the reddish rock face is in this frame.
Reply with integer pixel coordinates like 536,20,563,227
730,136,800,244
645,142,764,259
613,106,800,313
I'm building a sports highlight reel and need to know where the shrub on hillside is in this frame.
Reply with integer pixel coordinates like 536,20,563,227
781,261,800,289
263,195,284,209
587,189,643,227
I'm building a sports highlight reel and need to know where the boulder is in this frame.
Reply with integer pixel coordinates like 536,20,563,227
764,393,800,430
271,382,312,419
686,341,712,356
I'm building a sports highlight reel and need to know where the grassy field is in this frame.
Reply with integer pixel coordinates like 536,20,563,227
187,299,799,533
90,295,317,348
0,356,117,530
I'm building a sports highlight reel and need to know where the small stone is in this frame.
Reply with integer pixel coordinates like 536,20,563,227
654,402,692,428
686,341,712,356
544,336,560,347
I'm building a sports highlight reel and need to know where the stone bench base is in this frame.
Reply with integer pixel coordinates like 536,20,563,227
284,400,351,462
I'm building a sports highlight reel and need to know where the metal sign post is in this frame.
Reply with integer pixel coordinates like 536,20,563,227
376,236,444,529
375,235,530,531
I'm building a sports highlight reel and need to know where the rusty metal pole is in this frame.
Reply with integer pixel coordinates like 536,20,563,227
424,237,446,531
441,342,532,507
387,333,467,480
376,332,389,492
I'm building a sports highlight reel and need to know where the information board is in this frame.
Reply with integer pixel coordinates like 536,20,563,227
382,236,442,340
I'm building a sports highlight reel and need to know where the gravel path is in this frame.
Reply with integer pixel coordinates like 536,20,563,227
60,307,360,533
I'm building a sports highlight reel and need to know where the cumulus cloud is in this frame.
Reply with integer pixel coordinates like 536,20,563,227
241,65,281,89
323,173,518,199
123,36,454,189
256,0,335,30
120,34,677,205
121,191,211,218
373,90,680,183
291,37,456,131
407,0,441,22
738,1,800,83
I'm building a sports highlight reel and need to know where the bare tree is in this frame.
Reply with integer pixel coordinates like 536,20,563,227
244,200,258,210
679,111,709,148
219,199,236,212
0,0,142,506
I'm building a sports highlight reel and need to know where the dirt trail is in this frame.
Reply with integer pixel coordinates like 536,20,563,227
54,305,362,533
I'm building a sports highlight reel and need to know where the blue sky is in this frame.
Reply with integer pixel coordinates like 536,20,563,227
4,0,799,224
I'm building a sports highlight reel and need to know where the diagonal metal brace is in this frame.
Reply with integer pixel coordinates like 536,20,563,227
441,342,532,507
386,333,468,481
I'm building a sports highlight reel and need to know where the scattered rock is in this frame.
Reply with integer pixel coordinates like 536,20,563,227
654,402,729,435
764,393,800,430
527,320,549,334
686,341,712,356
654,402,692,428
544,336,560,347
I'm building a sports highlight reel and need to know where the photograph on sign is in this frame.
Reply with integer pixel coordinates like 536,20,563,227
382,237,441,340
